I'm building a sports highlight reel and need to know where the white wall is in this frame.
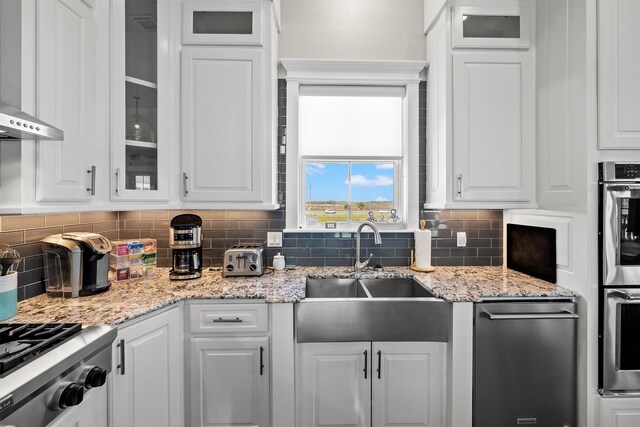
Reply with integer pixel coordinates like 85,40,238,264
279,0,426,60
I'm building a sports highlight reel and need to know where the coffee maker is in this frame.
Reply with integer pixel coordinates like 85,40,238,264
41,232,112,297
169,214,203,280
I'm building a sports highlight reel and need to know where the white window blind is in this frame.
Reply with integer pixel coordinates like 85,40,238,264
298,86,404,157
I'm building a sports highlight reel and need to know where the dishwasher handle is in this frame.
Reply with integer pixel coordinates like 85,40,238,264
481,310,579,320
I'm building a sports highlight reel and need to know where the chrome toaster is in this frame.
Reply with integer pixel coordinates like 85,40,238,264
223,243,265,277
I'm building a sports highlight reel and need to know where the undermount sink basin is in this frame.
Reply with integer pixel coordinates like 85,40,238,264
297,277,450,343
359,278,436,298
305,278,369,298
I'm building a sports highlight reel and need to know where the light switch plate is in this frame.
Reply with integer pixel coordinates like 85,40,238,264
457,232,467,247
267,232,283,247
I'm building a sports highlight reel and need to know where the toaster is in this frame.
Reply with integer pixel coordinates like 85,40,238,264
223,243,265,277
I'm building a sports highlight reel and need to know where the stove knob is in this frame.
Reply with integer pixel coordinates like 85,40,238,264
79,366,107,389
53,383,84,409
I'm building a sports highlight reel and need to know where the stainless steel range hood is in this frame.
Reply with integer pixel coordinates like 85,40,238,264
0,101,64,140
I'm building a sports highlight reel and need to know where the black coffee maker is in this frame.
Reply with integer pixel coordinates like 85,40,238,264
169,214,203,280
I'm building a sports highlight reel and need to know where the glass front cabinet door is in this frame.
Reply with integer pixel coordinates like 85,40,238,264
111,0,169,201
451,3,531,49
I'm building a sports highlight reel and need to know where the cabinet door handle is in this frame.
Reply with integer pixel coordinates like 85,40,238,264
457,173,463,198
86,166,96,195
183,172,189,197
363,350,368,379
114,168,120,196
117,339,125,375
260,346,264,376
377,350,381,379
212,317,242,323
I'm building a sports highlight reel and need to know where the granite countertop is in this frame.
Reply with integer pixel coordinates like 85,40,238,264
10,266,576,325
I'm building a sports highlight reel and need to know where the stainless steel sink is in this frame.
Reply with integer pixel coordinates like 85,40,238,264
305,278,369,298
359,278,436,298
296,277,451,343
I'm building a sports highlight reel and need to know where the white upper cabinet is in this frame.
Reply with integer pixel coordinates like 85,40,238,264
598,0,640,149
110,0,170,202
452,51,534,202
0,0,111,213
181,47,266,203
36,0,103,204
180,0,278,209
425,1,536,209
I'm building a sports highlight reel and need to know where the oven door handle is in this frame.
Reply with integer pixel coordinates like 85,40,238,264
610,290,640,300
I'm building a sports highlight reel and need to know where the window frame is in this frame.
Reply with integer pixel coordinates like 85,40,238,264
281,59,425,232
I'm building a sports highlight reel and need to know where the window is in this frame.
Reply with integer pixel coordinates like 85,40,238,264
298,86,404,229
304,161,400,228
281,60,424,231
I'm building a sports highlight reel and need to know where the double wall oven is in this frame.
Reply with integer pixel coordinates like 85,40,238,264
599,162,640,394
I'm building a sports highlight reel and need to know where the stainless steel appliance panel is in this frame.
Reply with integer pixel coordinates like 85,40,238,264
474,301,577,427
603,288,640,392
601,182,640,286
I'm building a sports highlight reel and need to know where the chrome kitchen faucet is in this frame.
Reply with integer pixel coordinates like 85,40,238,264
354,221,382,272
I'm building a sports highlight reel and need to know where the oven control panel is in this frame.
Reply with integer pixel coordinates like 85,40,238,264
601,162,640,182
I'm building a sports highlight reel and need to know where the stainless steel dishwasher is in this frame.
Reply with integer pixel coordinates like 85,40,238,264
474,299,578,427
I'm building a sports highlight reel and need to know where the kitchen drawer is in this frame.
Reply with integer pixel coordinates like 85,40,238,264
188,302,269,334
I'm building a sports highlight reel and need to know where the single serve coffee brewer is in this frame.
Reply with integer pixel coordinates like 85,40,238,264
169,214,202,280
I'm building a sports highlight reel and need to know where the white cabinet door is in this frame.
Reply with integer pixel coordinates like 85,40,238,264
452,51,534,203
599,397,640,427
425,12,448,209
181,47,266,203
109,0,170,202
371,342,445,427
299,342,371,427
110,307,183,427
599,0,640,149
35,0,100,202
48,386,108,427
188,337,269,427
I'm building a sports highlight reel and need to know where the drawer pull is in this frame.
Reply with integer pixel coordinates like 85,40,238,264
212,317,243,323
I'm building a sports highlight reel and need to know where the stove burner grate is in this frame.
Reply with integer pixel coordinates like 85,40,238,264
0,323,82,375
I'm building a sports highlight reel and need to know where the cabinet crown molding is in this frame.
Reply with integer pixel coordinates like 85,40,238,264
279,59,426,84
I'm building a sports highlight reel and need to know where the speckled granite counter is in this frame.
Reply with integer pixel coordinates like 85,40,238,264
10,266,576,325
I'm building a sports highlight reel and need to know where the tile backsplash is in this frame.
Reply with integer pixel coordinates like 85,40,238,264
0,209,502,302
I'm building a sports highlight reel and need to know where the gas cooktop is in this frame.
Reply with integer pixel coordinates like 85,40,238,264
0,323,116,426
0,323,82,376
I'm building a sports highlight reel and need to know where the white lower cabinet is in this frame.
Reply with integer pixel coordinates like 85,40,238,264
186,301,271,427
300,342,371,427
298,341,446,427
48,386,107,427
372,342,445,427
188,337,270,427
599,397,640,427
109,306,183,427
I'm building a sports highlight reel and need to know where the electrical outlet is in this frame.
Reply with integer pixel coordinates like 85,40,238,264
267,232,283,248
457,232,467,247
